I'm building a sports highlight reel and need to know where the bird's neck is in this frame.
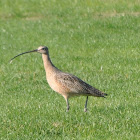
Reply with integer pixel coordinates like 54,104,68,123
42,54,58,76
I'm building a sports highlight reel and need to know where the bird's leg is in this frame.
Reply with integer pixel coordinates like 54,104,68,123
66,98,70,112
84,96,88,112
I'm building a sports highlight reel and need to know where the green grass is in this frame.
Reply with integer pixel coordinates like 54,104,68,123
0,0,140,139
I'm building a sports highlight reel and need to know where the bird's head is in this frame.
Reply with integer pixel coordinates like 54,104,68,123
10,46,49,63
37,46,48,54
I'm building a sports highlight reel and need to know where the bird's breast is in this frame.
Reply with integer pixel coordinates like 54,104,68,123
46,73,57,91
46,73,71,96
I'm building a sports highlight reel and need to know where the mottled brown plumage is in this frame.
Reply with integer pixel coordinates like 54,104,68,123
55,72,106,97
10,46,107,112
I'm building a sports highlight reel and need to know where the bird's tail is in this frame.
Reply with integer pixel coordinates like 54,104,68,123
92,88,108,98
102,93,108,98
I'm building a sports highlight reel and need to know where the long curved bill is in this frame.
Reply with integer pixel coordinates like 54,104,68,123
10,49,38,63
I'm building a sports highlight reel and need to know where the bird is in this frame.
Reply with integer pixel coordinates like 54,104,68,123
10,46,107,112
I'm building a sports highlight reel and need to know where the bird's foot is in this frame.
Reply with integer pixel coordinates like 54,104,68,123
66,107,70,112
84,108,87,112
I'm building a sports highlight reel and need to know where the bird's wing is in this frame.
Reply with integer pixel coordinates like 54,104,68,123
56,72,106,97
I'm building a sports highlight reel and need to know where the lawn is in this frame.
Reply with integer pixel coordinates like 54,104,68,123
0,0,140,139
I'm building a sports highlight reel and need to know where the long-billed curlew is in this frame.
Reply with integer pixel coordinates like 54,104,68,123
10,46,107,112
